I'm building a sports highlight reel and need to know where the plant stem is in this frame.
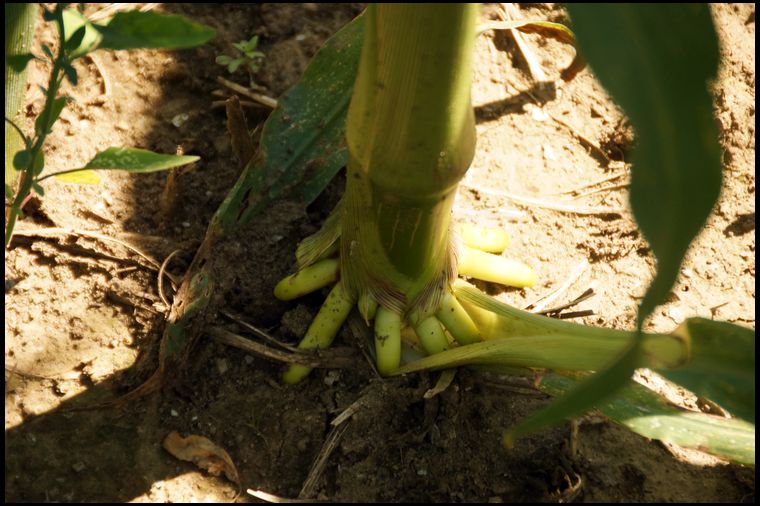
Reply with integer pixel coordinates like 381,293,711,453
340,4,478,319
5,10,67,248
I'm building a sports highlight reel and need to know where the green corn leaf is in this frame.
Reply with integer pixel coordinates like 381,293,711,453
94,10,216,51
79,147,199,173
538,373,755,466
52,169,100,184
61,8,101,58
657,318,755,423
232,12,365,226
566,5,722,326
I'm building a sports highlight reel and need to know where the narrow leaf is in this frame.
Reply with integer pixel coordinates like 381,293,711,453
63,63,78,85
62,8,101,58
95,11,216,50
657,318,755,423
231,13,365,226
53,169,101,184
80,147,199,173
502,343,643,448
539,373,755,466
34,96,69,136
566,5,722,324
5,183,15,199
64,25,87,53
31,181,45,196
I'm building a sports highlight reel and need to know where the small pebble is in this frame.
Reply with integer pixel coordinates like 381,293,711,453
170,409,179,417
244,355,254,365
72,462,86,473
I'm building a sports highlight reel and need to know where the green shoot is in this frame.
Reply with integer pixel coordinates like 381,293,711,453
216,34,266,88
4,5,215,248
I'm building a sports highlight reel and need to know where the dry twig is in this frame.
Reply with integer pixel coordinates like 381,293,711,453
217,76,278,109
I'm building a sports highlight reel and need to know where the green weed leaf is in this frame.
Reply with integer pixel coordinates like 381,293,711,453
63,63,78,85
539,373,755,466
31,181,45,196
32,151,45,176
35,96,69,136
227,58,244,74
12,150,32,171
215,54,232,65
95,11,216,50
80,147,199,173
53,169,101,184
566,5,722,325
5,183,14,200
41,44,54,59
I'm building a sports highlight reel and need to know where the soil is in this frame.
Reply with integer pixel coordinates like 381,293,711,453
5,3,755,503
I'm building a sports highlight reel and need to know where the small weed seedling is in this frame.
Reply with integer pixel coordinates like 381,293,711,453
4,4,216,247
216,34,265,89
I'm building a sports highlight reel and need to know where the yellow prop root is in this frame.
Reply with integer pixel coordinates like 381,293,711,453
282,282,354,384
374,307,402,376
458,246,536,288
436,290,481,345
274,258,340,301
413,315,449,355
458,223,509,253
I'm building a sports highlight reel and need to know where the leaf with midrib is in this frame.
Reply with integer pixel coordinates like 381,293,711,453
232,13,365,226
566,4,722,325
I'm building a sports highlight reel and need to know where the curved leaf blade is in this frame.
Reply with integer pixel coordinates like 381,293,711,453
236,12,365,224
539,373,755,466
658,318,755,423
81,147,198,173
53,169,100,184
566,5,722,325
95,10,216,51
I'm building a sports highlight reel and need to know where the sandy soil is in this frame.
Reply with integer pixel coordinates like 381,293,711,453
5,3,755,502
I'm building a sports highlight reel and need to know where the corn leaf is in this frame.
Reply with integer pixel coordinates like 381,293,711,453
61,9,101,58
566,5,722,326
232,12,364,225
539,373,755,466
657,318,755,423
94,11,216,51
